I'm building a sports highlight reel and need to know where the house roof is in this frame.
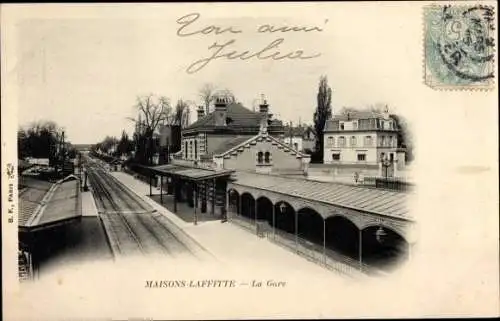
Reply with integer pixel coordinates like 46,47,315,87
184,102,283,133
230,171,412,220
324,111,397,132
332,111,388,121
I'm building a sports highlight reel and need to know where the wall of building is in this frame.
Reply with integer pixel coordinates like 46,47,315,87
223,140,304,172
282,136,303,151
323,131,399,164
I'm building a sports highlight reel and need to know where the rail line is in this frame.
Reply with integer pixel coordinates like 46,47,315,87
85,159,194,258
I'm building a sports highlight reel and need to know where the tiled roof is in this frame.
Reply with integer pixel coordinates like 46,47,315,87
212,136,253,156
19,177,53,226
332,111,388,121
185,102,283,132
230,171,411,220
19,176,81,229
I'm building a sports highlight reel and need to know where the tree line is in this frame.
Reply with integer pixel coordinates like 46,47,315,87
18,120,77,162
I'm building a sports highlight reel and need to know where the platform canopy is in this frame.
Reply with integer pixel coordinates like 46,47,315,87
19,175,82,233
139,164,235,181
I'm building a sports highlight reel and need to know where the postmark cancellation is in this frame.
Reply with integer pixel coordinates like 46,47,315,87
424,4,496,90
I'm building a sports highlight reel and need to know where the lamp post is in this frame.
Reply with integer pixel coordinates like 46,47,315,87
375,226,387,244
381,156,392,179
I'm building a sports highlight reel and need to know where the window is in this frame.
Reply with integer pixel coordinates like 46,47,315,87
184,141,188,159
264,152,271,164
380,152,386,161
350,136,357,147
339,136,346,147
388,136,393,147
364,136,372,147
257,151,264,164
357,154,366,161
332,153,340,161
340,123,345,130
327,136,333,146
293,143,298,150
189,141,193,159
380,136,386,147
194,140,198,160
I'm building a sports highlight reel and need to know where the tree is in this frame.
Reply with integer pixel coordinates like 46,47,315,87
18,120,61,160
313,76,332,162
117,130,134,156
390,113,414,163
199,83,217,115
198,83,237,115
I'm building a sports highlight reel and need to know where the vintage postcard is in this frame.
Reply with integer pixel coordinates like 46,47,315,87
2,2,498,320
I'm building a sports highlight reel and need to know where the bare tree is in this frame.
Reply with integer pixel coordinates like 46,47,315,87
199,83,217,115
127,94,172,165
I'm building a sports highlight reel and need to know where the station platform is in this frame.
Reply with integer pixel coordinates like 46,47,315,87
110,171,350,278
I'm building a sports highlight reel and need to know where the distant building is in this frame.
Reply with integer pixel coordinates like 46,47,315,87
323,107,406,177
282,124,316,152
180,97,284,162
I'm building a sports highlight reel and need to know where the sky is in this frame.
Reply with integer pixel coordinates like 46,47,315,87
10,3,427,144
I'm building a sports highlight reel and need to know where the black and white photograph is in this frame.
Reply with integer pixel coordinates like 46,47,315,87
2,2,498,320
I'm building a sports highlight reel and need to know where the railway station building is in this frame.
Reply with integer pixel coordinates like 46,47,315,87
136,96,413,271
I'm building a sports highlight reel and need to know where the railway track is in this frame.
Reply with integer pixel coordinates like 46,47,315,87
85,160,195,258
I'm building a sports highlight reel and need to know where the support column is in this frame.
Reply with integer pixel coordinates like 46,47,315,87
211,179,215,216
149,174,152,196
193,183,198,225
160,175,163,204
358,229,363,270
295,210,298,253
323,219,326,265
272,204,276,239
173,178,178,213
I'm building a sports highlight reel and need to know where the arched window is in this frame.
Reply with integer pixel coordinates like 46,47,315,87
257,151,264,164
364,136,372,146
264,152,271,163
189,141,193,159
194,140,198,160
327,136,334,146
350,136,357,147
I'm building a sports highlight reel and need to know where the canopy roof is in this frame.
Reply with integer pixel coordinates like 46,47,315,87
230,171,412,220
144,164,235,181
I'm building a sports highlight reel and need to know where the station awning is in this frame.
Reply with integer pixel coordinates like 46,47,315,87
140,164,235,181
19,176,82,233
230,172,412,220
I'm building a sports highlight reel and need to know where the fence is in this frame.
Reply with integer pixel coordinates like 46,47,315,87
229,212,373,278
362,176,412,191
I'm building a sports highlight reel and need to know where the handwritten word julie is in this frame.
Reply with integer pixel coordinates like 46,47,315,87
176,13,326,74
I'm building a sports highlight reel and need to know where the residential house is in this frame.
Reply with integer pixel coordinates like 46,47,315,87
323,107,406,177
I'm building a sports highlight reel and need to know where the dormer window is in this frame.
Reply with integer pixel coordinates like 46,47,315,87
257,151,264,164
340,123,345,130
264,152,271,164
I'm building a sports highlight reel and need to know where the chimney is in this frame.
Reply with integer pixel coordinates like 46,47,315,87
259,94,269,114
197,106,205,120
214,96,228,126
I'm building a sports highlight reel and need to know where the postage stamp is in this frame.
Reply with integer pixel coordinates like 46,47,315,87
424,5,496,90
